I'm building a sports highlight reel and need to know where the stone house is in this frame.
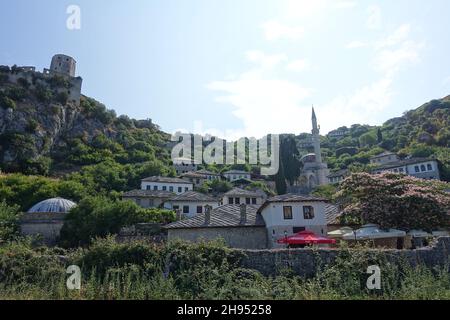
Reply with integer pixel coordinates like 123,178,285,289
327,169,349,184
172,157,198,175
370,152,399,165
223,170,251,182
163,191,220,218
122,190,174,208
165,194,330,249
179,169,221,187
164,204,267,249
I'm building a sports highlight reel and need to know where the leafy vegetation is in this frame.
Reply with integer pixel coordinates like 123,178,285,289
336,172,450,231
0,238,449,300
59,197,175,247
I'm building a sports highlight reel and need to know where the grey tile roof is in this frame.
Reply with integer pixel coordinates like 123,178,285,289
141,176,191,184
169,191,218,202
224,187,264,197
372,157,437,171
224,170,250,175
325,204,342,225
196,169,221,176
265,194,327,202
327,169,349,178
122,189,175,198
164,204,265,229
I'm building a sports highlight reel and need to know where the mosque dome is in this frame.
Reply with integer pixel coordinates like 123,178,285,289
300,153,317,163
27,197,77,214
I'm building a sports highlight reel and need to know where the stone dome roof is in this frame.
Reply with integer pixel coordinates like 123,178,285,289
27,197,77,214
300,153,317,163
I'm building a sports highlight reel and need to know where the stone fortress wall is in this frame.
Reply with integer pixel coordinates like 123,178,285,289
3,54,82,106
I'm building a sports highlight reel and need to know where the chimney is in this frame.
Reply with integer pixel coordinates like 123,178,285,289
204,205,212,225
240,204,247,224
175,209,182,221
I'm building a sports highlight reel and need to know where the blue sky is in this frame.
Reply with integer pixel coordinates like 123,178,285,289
1,0,450,139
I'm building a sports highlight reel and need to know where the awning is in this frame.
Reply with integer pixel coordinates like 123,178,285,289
342,224,406,240
277,230,336,245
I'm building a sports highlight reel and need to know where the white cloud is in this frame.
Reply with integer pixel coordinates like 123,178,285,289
373,24,424,77
366,5,382,30
375,24,411,48
207,52,312,138
320,77,393,132
245,50,287,69
261,20,304,41
346,41,368,49
286,59,309,72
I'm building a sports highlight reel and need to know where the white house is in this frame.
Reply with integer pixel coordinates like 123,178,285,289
222,187,266,206
223,170,251,182
141,176,193,194
258,194,328,248
163,191,220,218
372,158,441,180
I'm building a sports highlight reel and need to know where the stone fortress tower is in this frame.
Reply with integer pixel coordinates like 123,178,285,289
4,54,83,105
49,54,77,77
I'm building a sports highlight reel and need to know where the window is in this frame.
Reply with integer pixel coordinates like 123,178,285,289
246,198,251,204
169,186,174,192
421,165,426,172
162,186,167,191
235,197,241,204
414,166,420,173
252,198,257,205
136,199,141,205
303,206,315,220
427,164,433,171
197,206,203,214
196,179,200,184
178,187,182,193
146,185,151,190
183,206,189,214
153,186,158,191
283,206,293,220
399,168,404,173
173,205,179,211
229,197,234,204
185,187,189,192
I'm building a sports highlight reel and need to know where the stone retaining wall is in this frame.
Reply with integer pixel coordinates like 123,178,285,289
237,237,450,277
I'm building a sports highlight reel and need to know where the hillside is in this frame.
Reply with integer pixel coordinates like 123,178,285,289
0,66,174,194
291,96,450,181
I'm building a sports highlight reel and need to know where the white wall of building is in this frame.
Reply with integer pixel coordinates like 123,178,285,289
164,201,219,218
224,173,251,182
261,202,328,248
141,181,193,194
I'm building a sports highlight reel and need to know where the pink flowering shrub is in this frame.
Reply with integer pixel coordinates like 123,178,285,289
336,172,450,231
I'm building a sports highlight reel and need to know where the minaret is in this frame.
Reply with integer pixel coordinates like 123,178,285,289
311,107,322,164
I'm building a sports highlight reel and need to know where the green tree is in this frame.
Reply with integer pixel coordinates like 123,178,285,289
336,172,450,231
59,196,175,247
0,201,21,241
